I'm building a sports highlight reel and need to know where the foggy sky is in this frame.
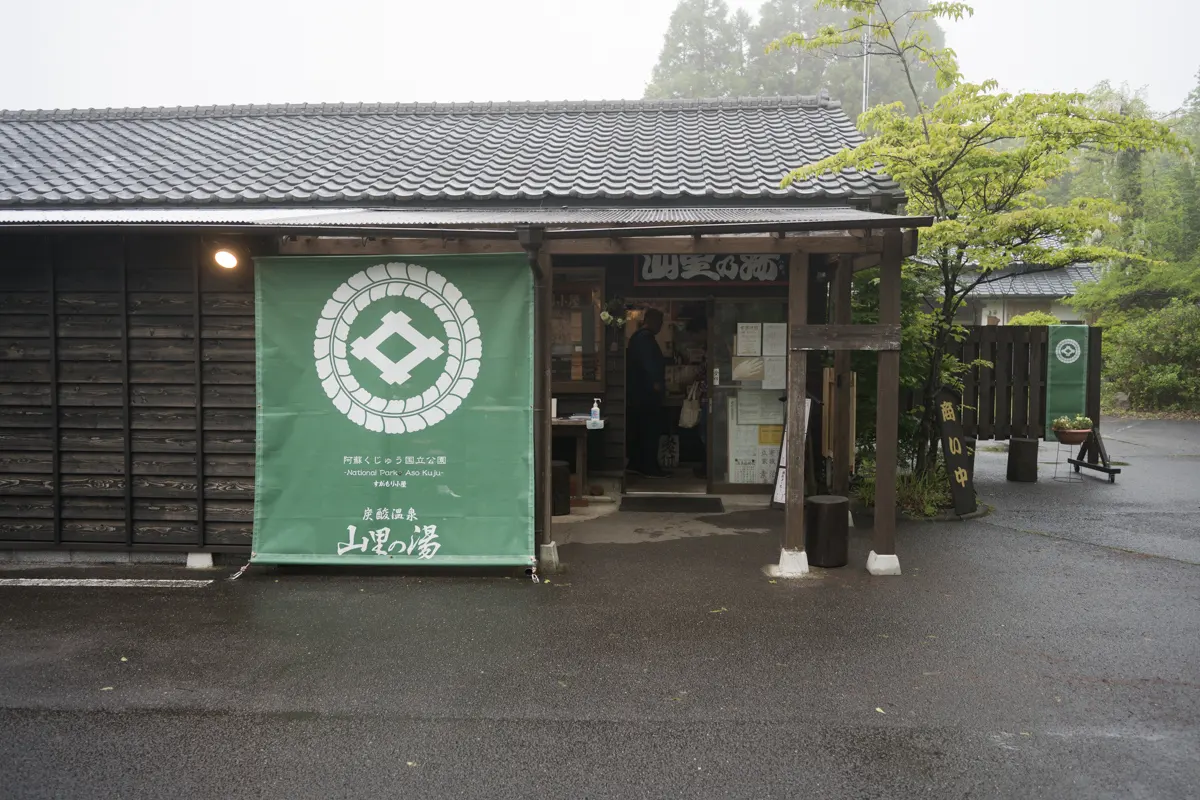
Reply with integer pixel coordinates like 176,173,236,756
1,0,1194,113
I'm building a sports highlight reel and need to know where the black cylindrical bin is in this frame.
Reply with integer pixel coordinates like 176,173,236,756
551,460,571,517
805,495,850,568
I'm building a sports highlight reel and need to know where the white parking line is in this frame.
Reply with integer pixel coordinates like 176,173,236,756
0,578,213,588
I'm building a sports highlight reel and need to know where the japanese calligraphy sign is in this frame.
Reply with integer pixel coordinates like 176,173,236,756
1045,325,1089,434
937,388,977,517
252,254,534,566
635,254,787,285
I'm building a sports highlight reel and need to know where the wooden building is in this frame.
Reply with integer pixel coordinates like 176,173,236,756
0,97,927,572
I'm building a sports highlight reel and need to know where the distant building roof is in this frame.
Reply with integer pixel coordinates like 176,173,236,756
968,264,1099,298
0,96,901,208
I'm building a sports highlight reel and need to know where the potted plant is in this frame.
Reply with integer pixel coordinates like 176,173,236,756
599,297,627,328
1051,414,1093,445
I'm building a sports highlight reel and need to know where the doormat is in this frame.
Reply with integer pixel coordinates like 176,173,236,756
619,496,725,513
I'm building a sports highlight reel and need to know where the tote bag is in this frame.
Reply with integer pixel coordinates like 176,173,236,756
677,382,702,429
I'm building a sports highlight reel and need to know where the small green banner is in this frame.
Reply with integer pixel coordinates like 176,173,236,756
252,254,534,566
1045,325,1089,433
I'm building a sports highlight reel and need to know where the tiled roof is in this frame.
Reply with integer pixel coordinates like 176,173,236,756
0,96,900,207
969,265,1100,297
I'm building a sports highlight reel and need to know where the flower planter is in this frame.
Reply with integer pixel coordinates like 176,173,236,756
1053,429,1091,446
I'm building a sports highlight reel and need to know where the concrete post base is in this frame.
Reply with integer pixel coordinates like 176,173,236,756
764,548,809,578
538,542,560,573
866,550,901,576
185,552,214,570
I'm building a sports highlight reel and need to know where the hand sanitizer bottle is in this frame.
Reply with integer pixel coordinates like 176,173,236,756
591,398,601,421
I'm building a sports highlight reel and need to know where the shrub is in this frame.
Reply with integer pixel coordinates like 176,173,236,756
853,460,954,518
1104,300,1200,410
1007,310,1060,326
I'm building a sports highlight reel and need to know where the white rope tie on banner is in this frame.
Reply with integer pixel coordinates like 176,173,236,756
227,561,251,581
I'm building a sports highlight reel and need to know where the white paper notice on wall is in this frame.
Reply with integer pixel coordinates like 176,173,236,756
762,357,786,391
736,323,762,356
736,390,785,426
772,398,812,507
762,323,787,357
727,398,760,484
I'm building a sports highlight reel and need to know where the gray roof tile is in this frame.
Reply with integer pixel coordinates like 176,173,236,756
0,96,899,207
969,265,1100,297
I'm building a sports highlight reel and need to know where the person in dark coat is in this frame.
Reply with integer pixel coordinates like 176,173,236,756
626,308,667,477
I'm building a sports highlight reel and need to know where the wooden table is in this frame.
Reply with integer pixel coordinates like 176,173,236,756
551,419,589,499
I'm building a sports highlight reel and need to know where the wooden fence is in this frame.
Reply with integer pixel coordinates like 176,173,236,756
957,325,1102,441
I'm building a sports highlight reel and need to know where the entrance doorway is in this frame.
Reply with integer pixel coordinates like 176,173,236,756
624,299,708,494
623,297,787,496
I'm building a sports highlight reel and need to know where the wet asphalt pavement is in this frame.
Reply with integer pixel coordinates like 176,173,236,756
0,418,1197,798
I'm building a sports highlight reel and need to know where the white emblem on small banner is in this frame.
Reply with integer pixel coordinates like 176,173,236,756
313,262,482,434
1054,338,1081,364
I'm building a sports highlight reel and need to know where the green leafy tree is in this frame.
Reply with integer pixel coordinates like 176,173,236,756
1104,300,1200,410
778,1,1186,473
748,0,836,96
645,0,739,99
646,0,948,109
728,9,757,95
1060,76,1200,412
1069,75,1200,321
762,0,948,112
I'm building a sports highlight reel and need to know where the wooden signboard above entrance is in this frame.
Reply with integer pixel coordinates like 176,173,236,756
634,254,787,286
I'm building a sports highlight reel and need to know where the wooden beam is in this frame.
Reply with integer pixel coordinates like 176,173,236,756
279,233,890,257
832,261,854,495
852,228,917,269
873,230,904,559
850,253,881,272
784,252,810,553
279,236,524,256
543,235,882,256
791,324,901,351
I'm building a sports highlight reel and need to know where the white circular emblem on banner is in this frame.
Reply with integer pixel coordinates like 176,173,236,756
313,262,482,434
1054,338,1082,364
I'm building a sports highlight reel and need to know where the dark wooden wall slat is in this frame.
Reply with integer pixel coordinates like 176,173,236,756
1011,328,1030,438
994,334,1012,439
961,336,978,433
975,326,996,440
0,315,50,336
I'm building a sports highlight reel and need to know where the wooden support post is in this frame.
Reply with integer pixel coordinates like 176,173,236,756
539,253,554,543
520,224,555,568
783,251,810,566
832,259,853,495
531,279,545,550
869,230,903,575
